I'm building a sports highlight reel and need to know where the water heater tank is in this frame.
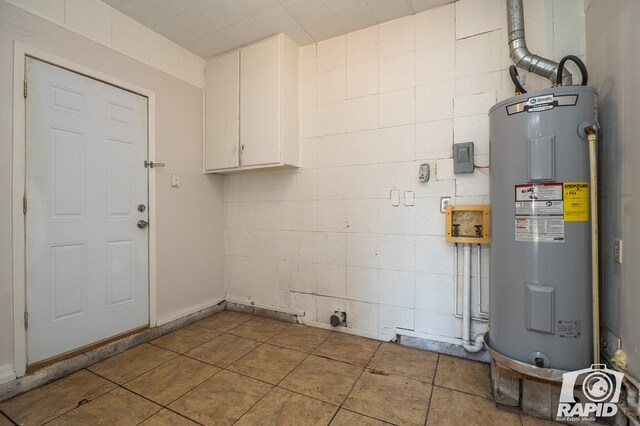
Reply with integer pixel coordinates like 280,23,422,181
488,86,597,371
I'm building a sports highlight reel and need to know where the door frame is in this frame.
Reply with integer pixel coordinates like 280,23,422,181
11,42,158,378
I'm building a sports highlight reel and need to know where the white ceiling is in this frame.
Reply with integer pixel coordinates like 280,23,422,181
103,0,452,59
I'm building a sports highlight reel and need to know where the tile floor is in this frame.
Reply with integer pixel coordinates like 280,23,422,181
0,311,559,425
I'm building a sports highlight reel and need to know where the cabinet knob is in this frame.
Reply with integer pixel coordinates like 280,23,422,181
240,144,245,153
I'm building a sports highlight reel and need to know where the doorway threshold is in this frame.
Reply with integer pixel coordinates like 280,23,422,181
26,326,150,375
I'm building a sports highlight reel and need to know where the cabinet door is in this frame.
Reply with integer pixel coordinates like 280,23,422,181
240,36,280,167
205,51,239,171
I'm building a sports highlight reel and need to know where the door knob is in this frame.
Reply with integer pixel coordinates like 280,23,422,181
137,220,149,229
144,160,165,168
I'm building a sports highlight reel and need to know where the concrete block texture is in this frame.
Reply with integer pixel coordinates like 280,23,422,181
522,379,555,419
491,360,520,407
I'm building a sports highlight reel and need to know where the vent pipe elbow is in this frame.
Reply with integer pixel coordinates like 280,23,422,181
506,0,572,86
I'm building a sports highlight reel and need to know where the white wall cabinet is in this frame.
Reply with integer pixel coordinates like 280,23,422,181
204,34,298,173
204,50,240,170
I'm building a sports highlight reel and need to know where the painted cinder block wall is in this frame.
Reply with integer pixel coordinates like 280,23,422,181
223,0,587,341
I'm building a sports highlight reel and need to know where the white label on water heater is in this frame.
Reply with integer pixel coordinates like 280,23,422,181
558,320,582,338
515,217,565,243
516,183,563,202
516,200,563,216
515,183,565,243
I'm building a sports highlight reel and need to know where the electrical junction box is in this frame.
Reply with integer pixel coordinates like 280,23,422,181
445,204,491,244
453,142,475,173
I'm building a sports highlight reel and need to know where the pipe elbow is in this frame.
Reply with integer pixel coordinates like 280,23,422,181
552,68,574,86
509,44,530,65
463,334,485,353
507,0,573,86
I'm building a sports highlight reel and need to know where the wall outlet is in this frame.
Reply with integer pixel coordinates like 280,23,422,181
171,174,180,187
614,239,623,264
440,197,452,213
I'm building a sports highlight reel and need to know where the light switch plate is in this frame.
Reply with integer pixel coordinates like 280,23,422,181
171,174,180,187
404,191,415,206
391,189,400,206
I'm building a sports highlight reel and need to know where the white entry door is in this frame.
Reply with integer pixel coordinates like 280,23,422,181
25,58,149,364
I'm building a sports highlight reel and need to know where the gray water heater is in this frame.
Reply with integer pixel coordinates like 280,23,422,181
488,86,597,371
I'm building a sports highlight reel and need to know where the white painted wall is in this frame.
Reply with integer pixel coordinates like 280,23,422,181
3,0,205,88
224,0,587,341
586,0,640,378
0,0,224,382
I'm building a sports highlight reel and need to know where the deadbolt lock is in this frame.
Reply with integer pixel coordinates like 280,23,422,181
137,204,146,212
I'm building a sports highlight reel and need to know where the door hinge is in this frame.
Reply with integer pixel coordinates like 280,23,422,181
23,195,27,214
24,311,28,329
23,81,27,98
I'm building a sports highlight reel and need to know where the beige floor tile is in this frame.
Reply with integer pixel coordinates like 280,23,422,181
427,386,521,426
0,370,115,425
89,343,177,384
330,409,390,425
343,370,432,426
195,310,254,332
139,409,198,425
434,354,492,399
47,387,160,426
313,332,380,367
267,324,331,353
521,414,562,425
368,343,439,383
187,333,261,367
235,387,338,426
124,356,219,405
279,355,363,405
150,324,220,354
169,370,272,425
227,316,290,342
228,343,307,384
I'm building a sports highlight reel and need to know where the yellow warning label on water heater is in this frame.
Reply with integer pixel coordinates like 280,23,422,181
563,182,589,221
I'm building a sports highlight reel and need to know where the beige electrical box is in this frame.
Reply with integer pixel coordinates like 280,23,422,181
445,205,491,244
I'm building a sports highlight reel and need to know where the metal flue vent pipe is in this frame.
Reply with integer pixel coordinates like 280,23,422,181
507,0,573,86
